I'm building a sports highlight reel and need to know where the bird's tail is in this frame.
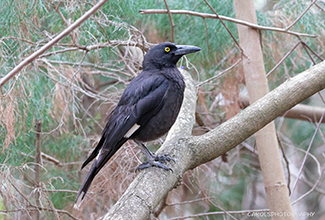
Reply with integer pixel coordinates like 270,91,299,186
74,138,127,208
74,160,98,209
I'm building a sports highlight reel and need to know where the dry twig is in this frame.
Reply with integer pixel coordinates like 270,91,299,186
139,9,316,38
0,0,109,88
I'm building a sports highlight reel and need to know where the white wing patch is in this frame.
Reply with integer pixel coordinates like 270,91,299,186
96,149,102,160
124,124,140,138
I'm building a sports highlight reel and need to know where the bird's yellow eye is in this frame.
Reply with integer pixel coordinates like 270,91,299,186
165,47,170,52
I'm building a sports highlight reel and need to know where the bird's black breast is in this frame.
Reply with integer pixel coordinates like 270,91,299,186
131,68,185,142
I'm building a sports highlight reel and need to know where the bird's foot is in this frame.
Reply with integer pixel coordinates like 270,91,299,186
154,154,175,163
135,154,175,172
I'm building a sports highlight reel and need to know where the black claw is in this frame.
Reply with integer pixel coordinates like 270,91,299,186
135,154,175,172
135,161,150,173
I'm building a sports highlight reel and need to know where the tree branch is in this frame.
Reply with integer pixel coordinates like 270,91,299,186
239,95,325,123
35,119,42,220
103,61,325,219
0,0,109,88
139,9,316,38
163,0,175,42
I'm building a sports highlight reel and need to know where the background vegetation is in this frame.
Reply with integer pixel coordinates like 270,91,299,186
1,0,325,219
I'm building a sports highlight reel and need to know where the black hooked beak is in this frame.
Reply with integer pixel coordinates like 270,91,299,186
174,45,201,56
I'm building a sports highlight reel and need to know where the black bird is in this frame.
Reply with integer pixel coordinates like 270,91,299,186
75,42,200,205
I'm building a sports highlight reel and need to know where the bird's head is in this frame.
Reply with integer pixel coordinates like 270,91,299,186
143,42,201,70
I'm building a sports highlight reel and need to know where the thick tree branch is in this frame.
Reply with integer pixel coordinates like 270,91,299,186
103,61,325,219
240,95,325,123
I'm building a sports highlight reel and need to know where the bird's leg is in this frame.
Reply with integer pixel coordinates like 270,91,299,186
127,141,142,163
134,140,174,172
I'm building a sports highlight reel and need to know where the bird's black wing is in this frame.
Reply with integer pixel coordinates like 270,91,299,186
75,71,170,204
81,71,169,168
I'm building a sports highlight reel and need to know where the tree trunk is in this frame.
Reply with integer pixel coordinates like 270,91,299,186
233,0,293,219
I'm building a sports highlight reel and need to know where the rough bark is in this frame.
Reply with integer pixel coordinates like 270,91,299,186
103,61,325,220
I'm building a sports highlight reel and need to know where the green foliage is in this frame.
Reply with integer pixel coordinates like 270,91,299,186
264,0,325,81
135,0,239,67
279,118,325,152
